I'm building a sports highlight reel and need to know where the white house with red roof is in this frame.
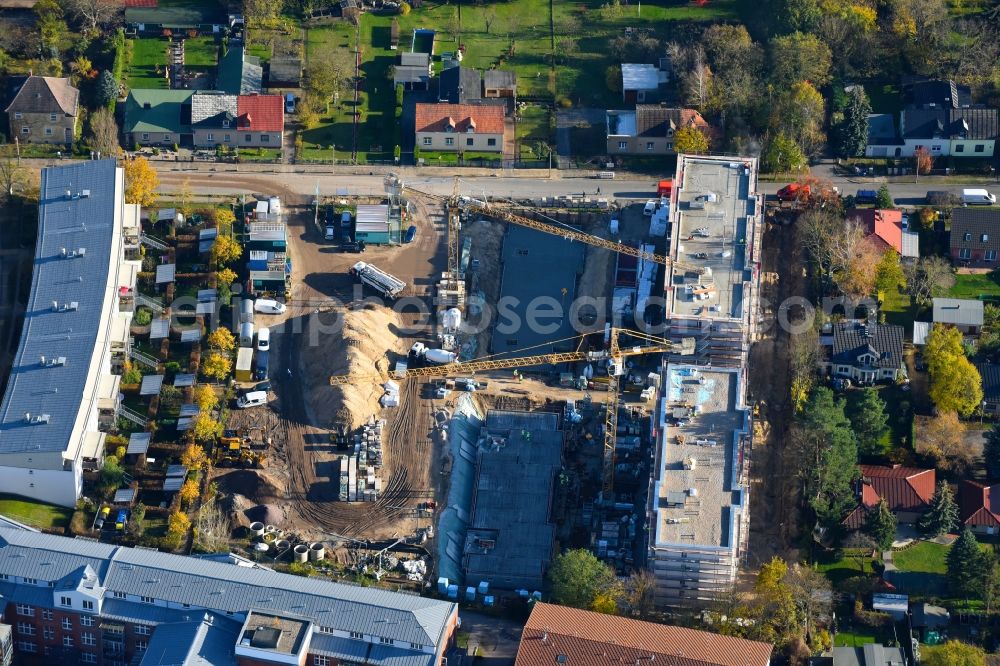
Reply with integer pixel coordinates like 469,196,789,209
415,103,505,154
961,480,1000,535
235,94,283,148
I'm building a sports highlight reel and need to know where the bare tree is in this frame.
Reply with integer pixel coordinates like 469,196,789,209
60,0,122,33
841,532,875,574
0,150,28,200
786,564,832,643
904,256,955,305
622,569,656,619
827,218,880,297
194,497,232,553
483,7,497,34
683,47,713,109
87,107,120,157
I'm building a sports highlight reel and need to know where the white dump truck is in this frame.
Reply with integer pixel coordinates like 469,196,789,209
349,261,406,299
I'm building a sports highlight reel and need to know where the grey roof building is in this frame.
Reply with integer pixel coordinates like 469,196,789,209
825,644,905,666
830,322,905,382
950,208,1000,265
906,78,972,109
933,297,984,331
0,526,458,666
438,66,481,104
191,93,238,128
0,160,138,507
5,76,79,116
217,42,263,95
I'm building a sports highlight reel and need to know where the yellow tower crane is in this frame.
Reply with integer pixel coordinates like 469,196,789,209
329,329,695,497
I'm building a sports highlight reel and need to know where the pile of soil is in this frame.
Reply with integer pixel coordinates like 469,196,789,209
214,469,285,502
301,305,407,429
244,503,286,526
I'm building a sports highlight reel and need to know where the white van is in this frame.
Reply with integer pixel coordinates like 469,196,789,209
643,200,656,216
237,391,268,409
257,326,270,351
962,188,997,205
254,299,287,314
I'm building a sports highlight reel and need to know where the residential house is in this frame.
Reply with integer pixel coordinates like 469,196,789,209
865,113,903,157
842,464,936,530
438,66,482,104
124,89,193,148
621,63,663,104
911,603,950,643
977,362,1000,416
483,69,516,99
394,52,432,91
190,93,237,147
849,208,917,259
606,105,709,155
828,321,905,383
217,41,263,95
5,76,79,146
235,94,283,149
932,297,984,335
961,480,1000,534
950,208,1000,265
515,603,772,666
267,55,302,88
863,78,997,157
414,103,504,153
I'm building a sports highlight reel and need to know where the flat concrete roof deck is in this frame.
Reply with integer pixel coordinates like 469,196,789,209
670,157,753,321
654,365,745,548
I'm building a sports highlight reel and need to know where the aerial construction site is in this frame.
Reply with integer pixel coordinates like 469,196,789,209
215,155,763,601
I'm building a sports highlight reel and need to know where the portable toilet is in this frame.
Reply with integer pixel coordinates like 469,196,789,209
531,591,542,601
517,589,529,600
465,587,476,602
240,322,254,348
447,584,459,600
437,577,449,594
484,595,495,607
478,581,489,596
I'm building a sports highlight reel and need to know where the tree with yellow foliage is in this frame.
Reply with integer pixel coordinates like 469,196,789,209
163,510,191,550
192,414,222,443
215,208,236,236
206,327,236,353
195,384,219,412
180,443,209,470
216,267,237,289
179,478,200,508
212,235,242,267
674,125,710,154
123,156,159,208
201,351,232,381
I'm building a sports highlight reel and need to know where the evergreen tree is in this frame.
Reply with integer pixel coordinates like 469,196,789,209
96,69,118,108
836,86,871,158
863,498,897,550
919,482,959,536
794,387,859,525
948,527,986,599
849,388,890,456
875,184,894,209
984,423,1000,479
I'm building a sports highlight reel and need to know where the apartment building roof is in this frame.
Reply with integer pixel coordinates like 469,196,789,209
139,613,240,666
5,75,79,115
415,103,505,134
515,603,772,666
653,366,749,550
0,527,457,647
0,160,121,456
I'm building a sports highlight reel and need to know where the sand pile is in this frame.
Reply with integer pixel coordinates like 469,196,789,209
244,503,286,526
301,305,407,429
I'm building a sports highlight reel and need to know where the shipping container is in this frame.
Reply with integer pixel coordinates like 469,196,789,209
235,347,254,382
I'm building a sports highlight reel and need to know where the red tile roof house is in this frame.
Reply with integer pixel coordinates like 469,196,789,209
960,480,1000,535
842,464,936,529
236,94,284,149
849,208,903,254
415,103,505,154
515,602,772,666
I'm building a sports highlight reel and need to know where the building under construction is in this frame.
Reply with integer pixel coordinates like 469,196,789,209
647,154,762,606
462,410,562,591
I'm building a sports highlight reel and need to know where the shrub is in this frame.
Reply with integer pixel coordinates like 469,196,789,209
134,307,152,326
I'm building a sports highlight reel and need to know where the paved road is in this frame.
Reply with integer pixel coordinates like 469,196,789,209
151,165,996,206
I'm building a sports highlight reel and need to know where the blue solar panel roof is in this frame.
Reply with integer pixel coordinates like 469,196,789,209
0,160,121,455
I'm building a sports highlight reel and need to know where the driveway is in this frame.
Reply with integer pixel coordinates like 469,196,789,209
459,610,523,666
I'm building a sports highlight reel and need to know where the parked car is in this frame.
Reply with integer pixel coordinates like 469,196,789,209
643,200,656,216
777,183,810,201
325,226,336,241
254,299,286,315
404,225,417,243
285,92,296,114
237,390,268,409
115,509,128,531
962,188,997,205
340,241,365,253
95,506,110,530
253,380,272,393
257,326,270,351
856,189,878,204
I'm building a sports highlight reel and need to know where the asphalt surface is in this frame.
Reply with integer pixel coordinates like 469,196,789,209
151,166,997,207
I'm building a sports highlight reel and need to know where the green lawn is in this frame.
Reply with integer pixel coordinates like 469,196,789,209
417,150,503,164
948,272,1000,300
894,541,949,574
880,284,915,329
517,104,553,160
185,36,219,68
865,81,903,115
0,494,72,530
128,38,170,89
815,548,874,586
834,629,879,647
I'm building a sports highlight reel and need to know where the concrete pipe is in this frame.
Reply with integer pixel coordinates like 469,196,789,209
309,543,325,561
275,540,290,552
249,522,265,537
293,544,309,563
